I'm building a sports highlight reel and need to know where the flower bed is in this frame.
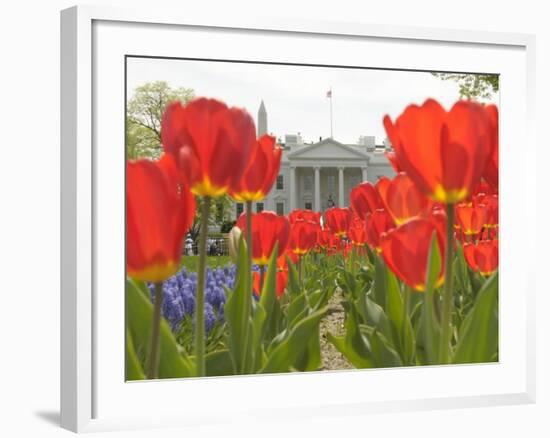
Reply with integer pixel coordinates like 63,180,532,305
126,96,499,380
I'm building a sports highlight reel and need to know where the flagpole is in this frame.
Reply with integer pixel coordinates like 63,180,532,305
329,87,333,138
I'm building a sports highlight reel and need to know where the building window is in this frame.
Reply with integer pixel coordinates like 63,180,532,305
236,203,244,218
276,174,284,190
256,202,264,213
349,175,360,189
327,175,336,193
305,202,312,210
276,202,284,216
304,175,313,191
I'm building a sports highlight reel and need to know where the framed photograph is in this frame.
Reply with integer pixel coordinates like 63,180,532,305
61,5,536,433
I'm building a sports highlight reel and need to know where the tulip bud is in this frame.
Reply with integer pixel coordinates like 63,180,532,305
228,226,243,263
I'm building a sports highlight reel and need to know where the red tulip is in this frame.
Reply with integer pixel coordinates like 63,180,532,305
126,155,195,282
463,239,499,276
380,217,446,292
277,254,289,271
383,99,494,204
375,177,391,209
252,269,288,299
380,172,431,225
348,220,368,247
456,203,487,236
483,105,499,192
236,211,290,265
317,228,344,255
328,234,345,255
384,150,402,173
431,202,446,213
230,134,282,201
342,242,354,258
288,209,321,225
288,219,318,256
480,194,498,228
317,228,332,249
324,207,353,237
365,209,395,252
462,243,476,270
276,270,289,297
283,248,300,265
161,98,256,197
350,182,383,220
472,180,495,198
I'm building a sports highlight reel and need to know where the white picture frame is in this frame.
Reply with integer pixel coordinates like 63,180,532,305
60,5,536,433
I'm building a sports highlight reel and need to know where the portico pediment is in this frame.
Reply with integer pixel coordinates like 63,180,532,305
287,138,368,161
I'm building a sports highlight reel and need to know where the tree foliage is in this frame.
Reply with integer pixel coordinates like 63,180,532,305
126,81,195,159
432,73,499,101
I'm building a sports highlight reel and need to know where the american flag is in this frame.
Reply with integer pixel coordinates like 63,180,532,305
326,89,332,98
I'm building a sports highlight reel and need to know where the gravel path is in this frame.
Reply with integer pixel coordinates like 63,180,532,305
319,288,353,370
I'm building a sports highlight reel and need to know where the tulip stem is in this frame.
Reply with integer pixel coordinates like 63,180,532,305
297,257,302,290
147,282,163,379
439,203,455,364
350,244,355,276
246,201,253,296
241,200,253,374
402,285,412,365
195,196,211,376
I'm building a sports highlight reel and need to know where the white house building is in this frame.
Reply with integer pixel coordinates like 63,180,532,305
234,101,396,218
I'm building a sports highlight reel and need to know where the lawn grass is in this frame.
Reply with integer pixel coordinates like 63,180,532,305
179,255,233,272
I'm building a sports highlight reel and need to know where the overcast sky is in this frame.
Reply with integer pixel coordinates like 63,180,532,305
127,57,498,145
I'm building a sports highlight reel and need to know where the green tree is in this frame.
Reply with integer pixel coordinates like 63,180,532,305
188,196,235,241
126,81,195,159
432,73,499,101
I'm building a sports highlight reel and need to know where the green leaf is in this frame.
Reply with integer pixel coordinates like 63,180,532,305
126,279,194,378
224,235,252,374
360,295,394,342
258,244,279,316
205,349,235,376
293,323,322,371
385,269,415,365
372,256,387,306
468,269,484,298
455,244,471,295
264,299,283,344
453,272,498,364
286,293,308,328
327,305,374,368
250,301,267,372
367,328,403,368
421,234,442,365
252,244,280,362
286,255,300,296
339,268,357,299
132,278,151,299
261,307,327,373
365,244,376,266
308,287,331,312
125,328,145,380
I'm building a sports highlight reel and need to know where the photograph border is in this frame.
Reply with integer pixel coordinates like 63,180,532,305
61,5,536,432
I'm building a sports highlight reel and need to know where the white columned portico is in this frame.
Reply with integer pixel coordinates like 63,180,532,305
338,166,345,207
289,166,296,210
361,166,368,182
314,166,321,212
